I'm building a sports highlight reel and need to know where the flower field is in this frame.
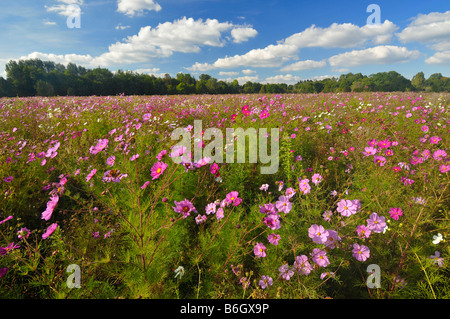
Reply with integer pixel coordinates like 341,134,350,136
0,91,449,299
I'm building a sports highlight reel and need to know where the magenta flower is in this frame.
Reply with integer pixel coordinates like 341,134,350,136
0,215,13,225
259,109,270,120
156,150,167,160
210,163,220,176
0,242,20,256
195,214,207,225
254,243,267,258
429,136,441,144
106,155,115,166
352,243,370,262
374,155,386,166
3,176,13,183
433,149,447,161
285,187,296,198
308,224,329,244
89,139,109,155
336,199,356,217
141,181,150,189
259,203,276,215
258,275,273,289
216,207,224,220
294,255,313,275
299,178,311,194
17,227,31,239
225,191,242,206
130,153,139,161
173,199,196,218
363,146,377,156
439,164,450,173
151,161,168,180
366,212,386,233
268,233,281,245
311,248,330,267
86,169,97,182
263,214,281,230
42,223,58,239
388,207,403,221
356,225,371,238
41,194,59,221
205,202,216,215
275,195,292,214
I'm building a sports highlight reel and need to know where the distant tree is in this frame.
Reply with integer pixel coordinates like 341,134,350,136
35,80,55,96
411,72,426,91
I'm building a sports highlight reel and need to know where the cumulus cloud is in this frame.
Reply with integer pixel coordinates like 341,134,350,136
425,51,450,65
45,0,83,17
17,17,255,70
189,20,398,71
263,74,301,85
397,11,450,45
117,0,161,16
230,27,258,43
328,45,421,67
280,59,326,72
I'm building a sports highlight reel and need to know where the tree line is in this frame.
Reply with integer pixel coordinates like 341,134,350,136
0,58,449,97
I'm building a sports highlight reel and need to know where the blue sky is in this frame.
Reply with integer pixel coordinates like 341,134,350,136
1,0,449,84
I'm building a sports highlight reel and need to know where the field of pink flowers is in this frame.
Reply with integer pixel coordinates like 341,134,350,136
0,92,448,299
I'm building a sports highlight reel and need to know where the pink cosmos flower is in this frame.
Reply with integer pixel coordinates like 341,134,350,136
308,224,329,244
130,153,139,161
225,191,242,206
41,194,59,221
259,109,270,120
439,164,450,173
216,207,224,220
140,181,150,189
374,155,386,166
17,227,30,239
311,248,330,267
336,199,356,217
156,150,167,160
363,146,377,156
388,207,403,221
311,173,322,185
352,243,370,261
0,215,13,225
172,199,196,218
285,187,296,198
356,225,371,238
195,214,207,225
205,202,216,215
268,233,281,245
377,139,391,149
254,243,267,258
429,136,441,144
275,195,292,214
299,178,311,194
366,212,386,233
89,139,109,155
259,203,276,215
210,163,220,176
294,255,313,275
324,229,340,249
42,223,58,239
86,169,97,182
151,161,168,180
433,149,447,161
0,242,20,256
263,214,281,230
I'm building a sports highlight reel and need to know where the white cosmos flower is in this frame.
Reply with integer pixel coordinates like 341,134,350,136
432,233,443,245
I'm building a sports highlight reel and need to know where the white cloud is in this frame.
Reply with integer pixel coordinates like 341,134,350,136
397,11,450,45
328,45,421,67
425,51,450,65
284,20,398,48
45,0,83,17
189,20,398,71
17,17,250,70
263,74,301,85
219,71,239,76
230,27,258,43
242,69,256,75
219,75,259,85
280,59,326,72
115,24,131,30
43,19,57,26
117,0,161,17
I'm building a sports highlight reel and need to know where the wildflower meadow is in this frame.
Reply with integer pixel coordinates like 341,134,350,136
0,91,448,299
